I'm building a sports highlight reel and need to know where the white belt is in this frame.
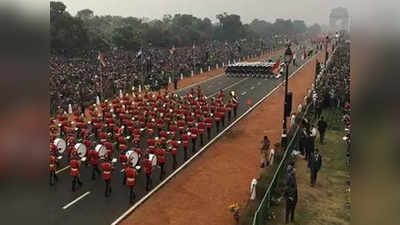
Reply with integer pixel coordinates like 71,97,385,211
127,178,135,182
104,171,111,174
71,168,78,171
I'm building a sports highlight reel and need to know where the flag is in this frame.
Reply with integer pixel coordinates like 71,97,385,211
271,59,280,75
136,49,142,59
193,43,195,49
247,99,253,107
293,53,296,60
169,46,176,55
98,52,106,67
302,49,307,60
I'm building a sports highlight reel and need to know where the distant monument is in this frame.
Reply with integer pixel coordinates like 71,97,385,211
329,7,349,32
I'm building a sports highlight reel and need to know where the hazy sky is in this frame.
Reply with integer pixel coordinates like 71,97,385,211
58,0,396,26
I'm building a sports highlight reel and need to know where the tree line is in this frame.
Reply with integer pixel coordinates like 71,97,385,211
51,1,322,55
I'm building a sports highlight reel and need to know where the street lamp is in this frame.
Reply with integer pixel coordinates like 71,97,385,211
281,44,293,149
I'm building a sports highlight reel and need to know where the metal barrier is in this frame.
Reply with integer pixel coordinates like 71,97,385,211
251,105,309,225
251,44,340,225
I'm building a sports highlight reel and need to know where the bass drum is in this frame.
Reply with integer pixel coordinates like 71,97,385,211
54,138,66,154
148,154,158,167
125,150,140,167
74,143,87,159
95,144,107,158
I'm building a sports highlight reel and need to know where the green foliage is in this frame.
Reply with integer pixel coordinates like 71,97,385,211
50,1,322,54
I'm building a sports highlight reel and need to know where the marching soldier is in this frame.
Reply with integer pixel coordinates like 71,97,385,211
143,153,153,191
170,137,180,169
156,144,167,180
88,148,101,180
189,125,199,153
205,114,213,140
49,153,58,186
181,132,190,160
119,149,128,185
70,156,83,192
125,164,137,203
102,157,113,197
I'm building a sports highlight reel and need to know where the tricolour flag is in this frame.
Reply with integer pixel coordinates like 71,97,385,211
136,49,142,59
271,59,281,75
169,46,176,55
98,52,106,67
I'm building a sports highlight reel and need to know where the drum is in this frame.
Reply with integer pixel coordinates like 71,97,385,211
95,144,107,158
53,138,66,154
148,154,158,167
74,143,87,160
126,150,140,167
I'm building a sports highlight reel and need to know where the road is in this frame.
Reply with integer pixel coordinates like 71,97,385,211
49,46,317,225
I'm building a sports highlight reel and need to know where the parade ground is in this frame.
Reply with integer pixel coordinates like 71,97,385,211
49,43,325,225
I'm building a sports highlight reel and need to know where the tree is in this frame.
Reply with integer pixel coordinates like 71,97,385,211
112,25,141,50
77,9,94,20
215,13,245,41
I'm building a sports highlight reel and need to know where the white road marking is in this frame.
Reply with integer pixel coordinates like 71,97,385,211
250,86,255,90
111,51,321,225
241,91,247,96
62,191,91,210
56,165,70,174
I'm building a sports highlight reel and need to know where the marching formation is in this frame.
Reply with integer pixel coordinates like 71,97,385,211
49,87,239,203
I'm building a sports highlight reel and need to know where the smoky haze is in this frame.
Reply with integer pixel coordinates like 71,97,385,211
58,0,365,25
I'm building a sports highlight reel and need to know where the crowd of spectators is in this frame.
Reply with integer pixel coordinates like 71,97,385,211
50,39,276,114
283,39,351,223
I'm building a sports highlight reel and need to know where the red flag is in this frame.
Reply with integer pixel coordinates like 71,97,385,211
98,52,106,67
271,59,280,75
169,46,176,55
302,49,307,60
247,99,253,106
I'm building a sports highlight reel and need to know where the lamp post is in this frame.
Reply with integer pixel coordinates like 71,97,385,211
281,44,293,149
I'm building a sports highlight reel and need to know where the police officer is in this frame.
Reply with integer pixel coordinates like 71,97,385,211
310,149,322,186
143,153,153,191
317,116,328,144
285,166,297,224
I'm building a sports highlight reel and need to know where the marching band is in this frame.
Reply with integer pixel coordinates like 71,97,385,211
49,86,239,203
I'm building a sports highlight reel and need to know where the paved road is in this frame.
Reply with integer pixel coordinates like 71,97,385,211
49,46,317,225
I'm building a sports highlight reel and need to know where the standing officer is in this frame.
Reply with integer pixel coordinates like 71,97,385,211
49,153,58,186
88,148,101,180
285,167,298,224
102,157,113,197
125,164,137,203
70,156,83,192
310,148,322,186
170,137,180,169
317,116,328,144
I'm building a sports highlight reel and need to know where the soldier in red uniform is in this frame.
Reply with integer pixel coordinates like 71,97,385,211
197,120,206,146
49,153,58,186
155,145,167,180
125,165,137,203
70,157,83,192
205,114,213,140
119,149,128,185
102,158,114,197
169,137,180,169
181,132,190,160
189,126,199,153
142,153,153,191
88,148,101,180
